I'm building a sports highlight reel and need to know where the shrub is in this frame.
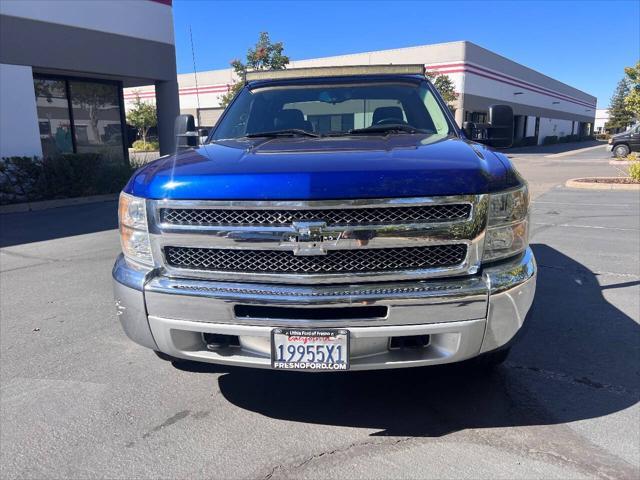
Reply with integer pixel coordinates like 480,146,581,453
132,140,160,151
559,134,579,143
0,154,135,205
542,135,558,145
626,152,639,162
0,157,42,202
629,161,640,182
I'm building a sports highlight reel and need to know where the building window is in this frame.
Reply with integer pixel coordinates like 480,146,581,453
68,81,125,161
33,78,74,157
464,111,487,124
33,76,126,162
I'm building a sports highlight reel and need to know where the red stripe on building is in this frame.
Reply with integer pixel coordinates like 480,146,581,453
429,66,595,109
427,62,595,108
124,85,230,100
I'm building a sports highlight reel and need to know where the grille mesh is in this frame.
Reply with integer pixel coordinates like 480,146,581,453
164,244,467,274
160,204,470,226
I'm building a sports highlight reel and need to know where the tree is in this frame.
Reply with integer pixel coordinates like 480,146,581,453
126,94,157,147
219,32,290,107
425,71,459,111
69,83,120,145
605,78,634,132
624,61,640,117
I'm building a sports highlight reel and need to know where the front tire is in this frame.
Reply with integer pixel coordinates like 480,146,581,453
469,347,511,371
613,144,630,158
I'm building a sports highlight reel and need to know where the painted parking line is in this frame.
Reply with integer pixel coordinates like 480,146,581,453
532,201,638,207
544,144,607,158
532,222,639,232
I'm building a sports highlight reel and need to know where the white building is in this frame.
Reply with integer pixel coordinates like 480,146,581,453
0,0,179,160
125,40,596,146
594,109,610,133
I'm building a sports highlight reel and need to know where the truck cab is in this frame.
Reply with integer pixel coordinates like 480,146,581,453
608,123,640,157
113,65,536,372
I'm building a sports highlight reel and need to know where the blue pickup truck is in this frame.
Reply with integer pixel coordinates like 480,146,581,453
113,65,536,372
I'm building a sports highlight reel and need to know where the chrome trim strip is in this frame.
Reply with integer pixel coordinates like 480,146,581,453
146,275,487,302
144,271,489,327
149,195,479,211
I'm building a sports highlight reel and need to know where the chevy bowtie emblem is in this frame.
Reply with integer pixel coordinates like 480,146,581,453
283,221,341,256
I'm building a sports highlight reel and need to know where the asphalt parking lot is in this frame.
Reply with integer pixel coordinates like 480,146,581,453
1,144,638,479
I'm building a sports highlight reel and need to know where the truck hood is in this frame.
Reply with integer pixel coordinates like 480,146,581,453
611,130,632,139
125,134,518,200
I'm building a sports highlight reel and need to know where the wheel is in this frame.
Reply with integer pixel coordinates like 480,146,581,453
468,347,511,371
613,144,630,158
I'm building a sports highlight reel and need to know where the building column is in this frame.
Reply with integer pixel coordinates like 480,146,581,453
454,95,465,128
155,80,180,155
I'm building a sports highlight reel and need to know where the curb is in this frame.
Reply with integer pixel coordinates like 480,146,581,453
565,178,640,191
0,193,118,214
608,160,635,166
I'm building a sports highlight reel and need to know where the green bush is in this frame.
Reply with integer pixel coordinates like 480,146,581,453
0,153,135,205
132,140,160,151
542,135,558,145
629,161,640,182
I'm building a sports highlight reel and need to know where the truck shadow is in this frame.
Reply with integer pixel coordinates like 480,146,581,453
177,243,639,436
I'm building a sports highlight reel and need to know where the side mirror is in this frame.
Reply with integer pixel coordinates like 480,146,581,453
174,114,198,150
463,105,514,148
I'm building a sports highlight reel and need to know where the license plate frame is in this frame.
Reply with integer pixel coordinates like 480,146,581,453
271,328,350,371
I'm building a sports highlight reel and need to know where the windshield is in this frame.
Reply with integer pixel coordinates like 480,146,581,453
211,80,454,140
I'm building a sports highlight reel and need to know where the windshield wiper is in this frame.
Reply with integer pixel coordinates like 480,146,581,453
348,124,425,135
245,129,320,138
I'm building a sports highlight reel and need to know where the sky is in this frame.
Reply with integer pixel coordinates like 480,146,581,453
173,0,640,108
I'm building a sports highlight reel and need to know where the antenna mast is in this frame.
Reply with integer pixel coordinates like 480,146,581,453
189,25,201,116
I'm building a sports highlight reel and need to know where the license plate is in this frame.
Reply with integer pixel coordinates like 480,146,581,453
271,328,349,371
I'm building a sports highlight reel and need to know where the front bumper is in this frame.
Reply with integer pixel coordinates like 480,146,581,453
112,248,536,370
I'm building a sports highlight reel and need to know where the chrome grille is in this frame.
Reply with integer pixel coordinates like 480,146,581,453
160,204,471,226
164,244,467,274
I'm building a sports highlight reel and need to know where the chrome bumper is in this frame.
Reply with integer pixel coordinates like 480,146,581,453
112,248,536,370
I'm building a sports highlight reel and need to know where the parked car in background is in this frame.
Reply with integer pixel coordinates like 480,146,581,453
608,123,640,157
113,65,536,373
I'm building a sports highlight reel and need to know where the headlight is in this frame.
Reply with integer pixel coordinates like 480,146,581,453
118,192,153,265
483,185,529,262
